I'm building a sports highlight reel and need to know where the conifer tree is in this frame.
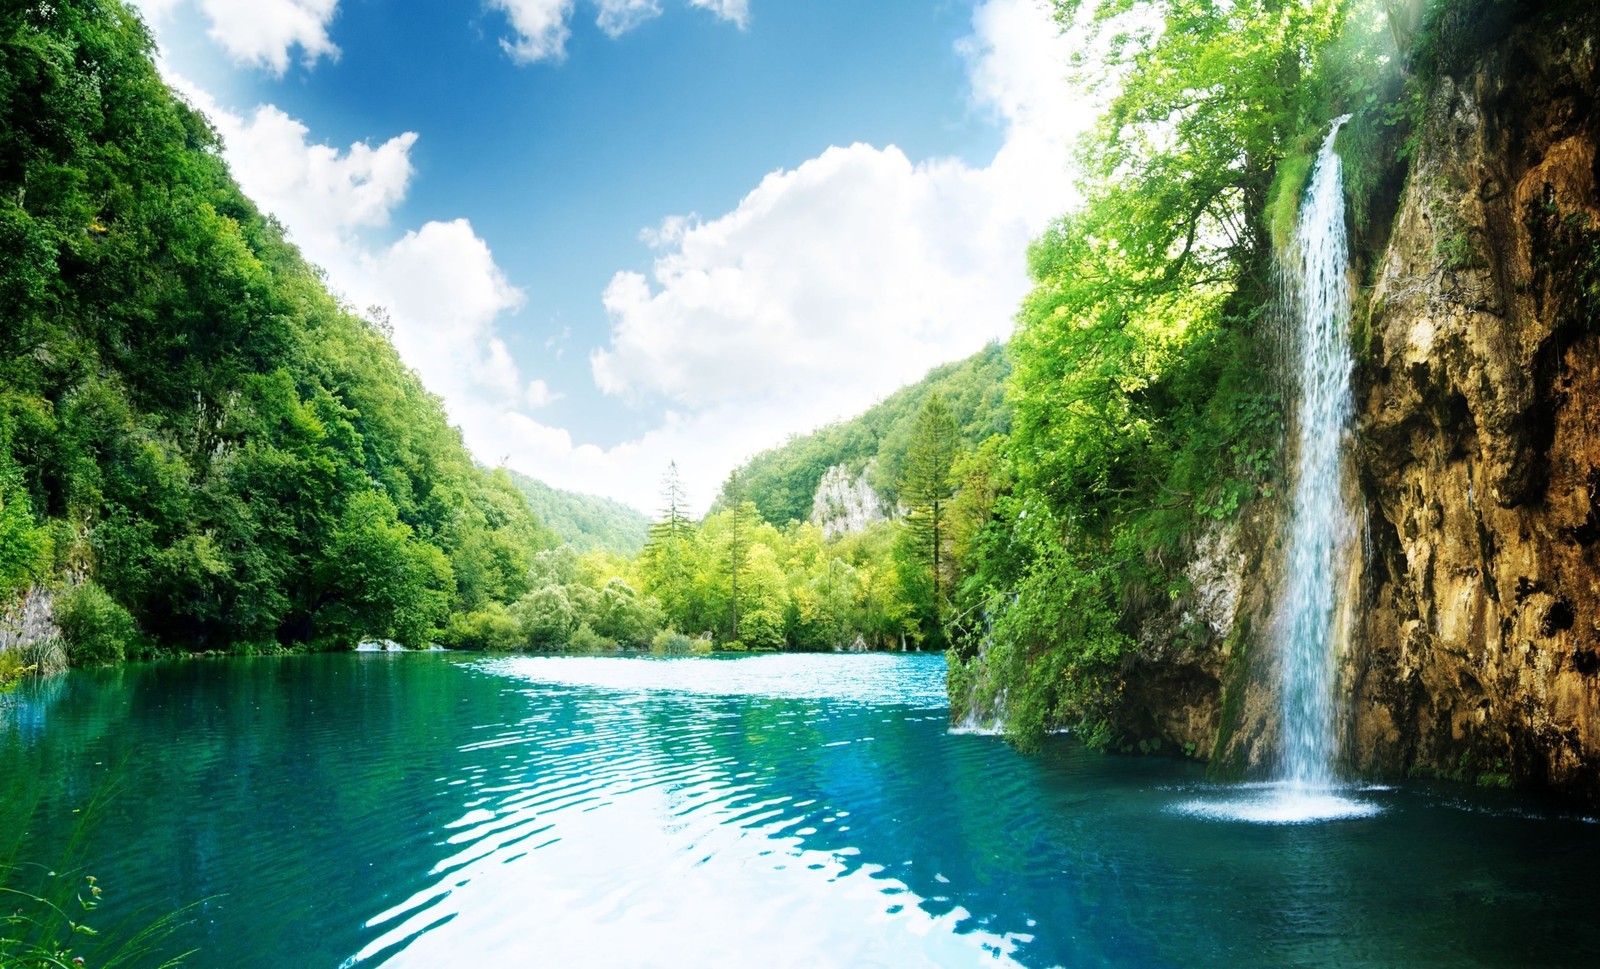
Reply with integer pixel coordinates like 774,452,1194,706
900,393,959,629
642,462,694,629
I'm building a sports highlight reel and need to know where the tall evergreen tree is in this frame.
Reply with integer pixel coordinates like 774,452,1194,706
722,471,756,642
901,393,959,631
641,462,694,630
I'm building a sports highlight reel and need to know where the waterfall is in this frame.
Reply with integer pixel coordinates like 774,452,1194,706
949,607,1007,736
1169,117,1380,823
1276,115,1355,790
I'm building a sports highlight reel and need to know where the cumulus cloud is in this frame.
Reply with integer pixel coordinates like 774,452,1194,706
131,0,341,73
173,85,414,254
490,0,743,62
489,0,576,63
590,145,1020,408
525,380,563,408
360,221,528,406
588,0,1087,417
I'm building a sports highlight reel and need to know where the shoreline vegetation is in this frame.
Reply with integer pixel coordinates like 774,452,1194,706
1,781,196,969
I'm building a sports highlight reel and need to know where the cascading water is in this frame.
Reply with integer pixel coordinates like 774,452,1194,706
1276,114,1355,791
1172,117,1379,824
950,606,1008,736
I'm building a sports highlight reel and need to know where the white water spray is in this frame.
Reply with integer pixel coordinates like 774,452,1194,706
1276,114,1355,790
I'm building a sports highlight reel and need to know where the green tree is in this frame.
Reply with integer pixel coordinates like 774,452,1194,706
0,450,48,597
718,480,766,644
900,392,959,638
313,492,454,647
514,585,577,648
54,581,136,665
640,462,695,626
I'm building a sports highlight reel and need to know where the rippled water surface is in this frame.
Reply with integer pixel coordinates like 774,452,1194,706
5,653,1600,968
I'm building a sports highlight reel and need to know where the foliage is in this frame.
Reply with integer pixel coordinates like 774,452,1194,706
898,392,959,643
439,603,523,651
650,629,694,655
717,343,1011,525
0,450,50,599
0,0,555,658
506,470,651,556
2,781,195,968
54,581,135,666
0,866,194,969
567,622,615,652
632,486,920,652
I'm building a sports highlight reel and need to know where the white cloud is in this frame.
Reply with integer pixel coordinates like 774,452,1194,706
360,220,528,406
173,87,415,253
525,380,563,408
490,0,743,62
687,0,748,29
590,144,1028,409
489,0,576,63
131,0,341,73
595,0,664,37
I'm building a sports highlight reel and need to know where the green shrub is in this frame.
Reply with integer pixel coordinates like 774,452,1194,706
440,603,523,651
650,629,694,655
15,636,67,676
512,585,576,648
567,622,615,653
1266,150,1313,252
55,583,135,666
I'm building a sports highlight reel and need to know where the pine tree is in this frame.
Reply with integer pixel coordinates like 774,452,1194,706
900,393,959,631
721,471,760,642
642,462,693,629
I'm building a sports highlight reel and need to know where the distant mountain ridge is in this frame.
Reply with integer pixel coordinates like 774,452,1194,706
507,471,653,556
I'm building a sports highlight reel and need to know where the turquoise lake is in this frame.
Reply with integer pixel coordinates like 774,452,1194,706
4,652,1600,967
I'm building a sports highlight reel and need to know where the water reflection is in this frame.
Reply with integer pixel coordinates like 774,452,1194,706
347,655,1026,967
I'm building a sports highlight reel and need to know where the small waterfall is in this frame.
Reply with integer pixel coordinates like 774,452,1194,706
1276,115,1354,790
950,608,1006,736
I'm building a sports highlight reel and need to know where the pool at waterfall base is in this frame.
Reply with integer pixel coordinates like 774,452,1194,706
4,652,1600,968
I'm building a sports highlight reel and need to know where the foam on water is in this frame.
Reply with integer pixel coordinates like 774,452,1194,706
1171,782,1381,825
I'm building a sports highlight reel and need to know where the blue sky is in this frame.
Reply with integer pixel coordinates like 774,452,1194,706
131,0,1090,512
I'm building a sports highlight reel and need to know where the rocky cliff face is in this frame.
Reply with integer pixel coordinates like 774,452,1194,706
810,464,892,539
1349,0,1600,798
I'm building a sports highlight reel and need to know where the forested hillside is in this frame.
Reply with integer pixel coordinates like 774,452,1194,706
507,471,651,556
0,0,556,662
718,342,1010,526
